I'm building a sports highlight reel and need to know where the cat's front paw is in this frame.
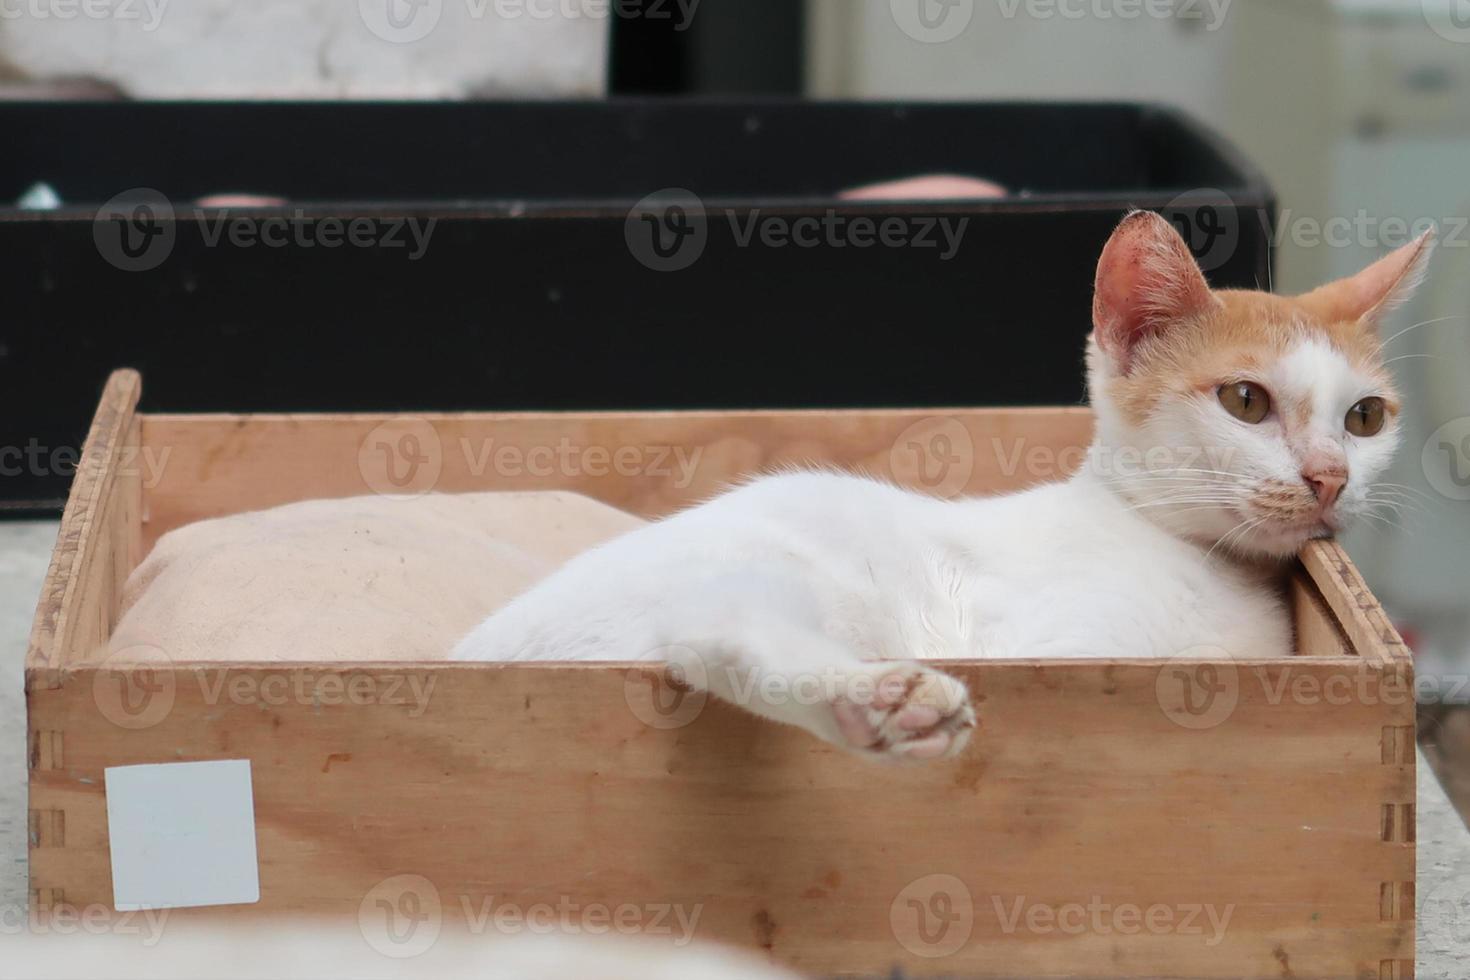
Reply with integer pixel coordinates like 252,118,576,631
831,665,976,762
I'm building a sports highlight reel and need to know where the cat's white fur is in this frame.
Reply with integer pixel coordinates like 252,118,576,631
454,213,1430,763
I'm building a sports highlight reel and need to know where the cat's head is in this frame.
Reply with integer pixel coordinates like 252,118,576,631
1087,210,1433,560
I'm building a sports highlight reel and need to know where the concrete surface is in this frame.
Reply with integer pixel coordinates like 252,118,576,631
1,520,58,914
2,520,1467,973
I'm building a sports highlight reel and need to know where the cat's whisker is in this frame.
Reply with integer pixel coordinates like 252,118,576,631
1365,484,1425,498
1370,482,1436,502
1359,511,1409,534
1126,502,1239,515
1382,353,1436,368
1380,314,1463,351
1101,483,1242,497
1111,487,1244,501
1093,474,1237,488
1364,498,1428,525
1090,465,1252,480
1123,491,1241,505
1098,468,1245,478
1364,489,1430,514
1094,473,1250,493
1118,488,1243,505
1117,483,1241,493
1126,506,1240,517
1364,494,1424,515
1204,516,1266,564
1364,487,1419,501
1153,504,1245,521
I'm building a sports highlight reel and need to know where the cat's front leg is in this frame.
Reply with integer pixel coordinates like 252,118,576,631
672,612,978,763
627,569,977,760
459,566,977,762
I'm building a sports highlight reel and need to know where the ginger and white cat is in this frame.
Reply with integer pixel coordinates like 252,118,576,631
455,211,1432,763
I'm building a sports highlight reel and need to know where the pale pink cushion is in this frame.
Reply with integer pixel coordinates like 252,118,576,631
108,491,644,664
837,174,1008,201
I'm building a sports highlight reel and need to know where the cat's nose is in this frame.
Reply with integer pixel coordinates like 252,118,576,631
1304,469,1346,509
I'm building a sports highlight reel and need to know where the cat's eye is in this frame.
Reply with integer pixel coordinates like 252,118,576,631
1346,397,1386,437
1217,381,1271,424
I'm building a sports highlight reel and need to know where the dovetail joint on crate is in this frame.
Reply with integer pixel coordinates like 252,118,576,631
1378,881,1414,923
1378,957,1414,979
1380,725,1414,765
29,888,65,911
28,730,64,771
1381,803,1415,843
28,809,66,849
1377,725,1415,978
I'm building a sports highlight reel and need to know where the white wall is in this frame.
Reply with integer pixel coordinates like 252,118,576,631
808,0,1232,126
0,0,608,98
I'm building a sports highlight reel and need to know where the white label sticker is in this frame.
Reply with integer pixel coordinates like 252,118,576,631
104,759,261,911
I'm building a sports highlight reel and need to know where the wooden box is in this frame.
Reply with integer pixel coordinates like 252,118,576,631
26,371,1416,978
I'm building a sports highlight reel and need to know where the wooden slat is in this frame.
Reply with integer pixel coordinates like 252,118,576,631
1299,541,1413,669
29,658,1413,979
24,369,141,676
1289,568,1352,658
138,408,1094,549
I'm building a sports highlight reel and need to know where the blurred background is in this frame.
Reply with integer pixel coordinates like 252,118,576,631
2,0,1468,815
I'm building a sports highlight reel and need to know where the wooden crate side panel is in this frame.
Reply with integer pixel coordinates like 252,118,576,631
1300,541,1412,669
138,409,1094,548
25,370,142,676
28,660,1412,978
1289,568,1353,658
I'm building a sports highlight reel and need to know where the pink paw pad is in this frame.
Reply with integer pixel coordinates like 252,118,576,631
831,667,976,763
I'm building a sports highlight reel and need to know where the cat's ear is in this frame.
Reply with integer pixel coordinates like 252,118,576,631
1298,229,1435,330
1092,210,1221,371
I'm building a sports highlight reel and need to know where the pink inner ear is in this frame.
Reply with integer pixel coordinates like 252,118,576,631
1092,212,1216,367
1300,231,1433,326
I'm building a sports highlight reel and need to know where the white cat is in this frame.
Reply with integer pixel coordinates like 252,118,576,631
455,211,1432,763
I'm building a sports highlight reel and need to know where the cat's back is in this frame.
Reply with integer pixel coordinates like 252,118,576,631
452,470,945,661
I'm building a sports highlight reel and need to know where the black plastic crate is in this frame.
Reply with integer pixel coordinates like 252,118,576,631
0,99,1274,514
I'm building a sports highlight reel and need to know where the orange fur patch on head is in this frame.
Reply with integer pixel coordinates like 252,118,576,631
1087,213,1424,428
1100,291,1397,428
